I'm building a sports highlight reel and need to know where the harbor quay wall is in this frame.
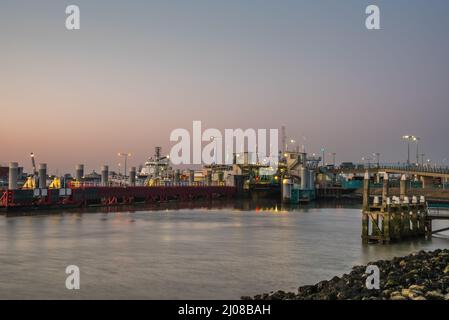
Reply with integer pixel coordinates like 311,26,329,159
0,186,236,210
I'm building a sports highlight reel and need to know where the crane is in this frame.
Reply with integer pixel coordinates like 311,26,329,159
26,152,59,189
30,152,37,176
23,153,38,189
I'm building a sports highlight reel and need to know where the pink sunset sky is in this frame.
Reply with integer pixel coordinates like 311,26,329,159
1,1,449,174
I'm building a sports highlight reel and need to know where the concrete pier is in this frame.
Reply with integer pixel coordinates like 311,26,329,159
308,169,315,190
382,173,389,206
129,167,136,186
174,169,180,183
243,152,249,165
400,174,409,200
207,171,212,186
75,164,84,181
217,171,224,183
8,162,18,190
101,165,109,186
300,167,307,189
421,176,433,189
282,178,292,202
39,163,47,189
189,170,195,185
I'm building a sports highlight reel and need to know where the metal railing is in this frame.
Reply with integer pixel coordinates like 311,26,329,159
337,163,449,174
67,180,229,188
427,207,449,217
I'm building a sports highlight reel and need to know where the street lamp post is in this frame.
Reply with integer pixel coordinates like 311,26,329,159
321,148,325,166
118,152,131,182
414,137,420,165
402,136,411,166
443,159,448,189
373,153,380,168
210,136,223,164
420,153,425,167
329,152,336,167
301,136,306,153
402,135,419,167
290,139,297,153
362,156,372,170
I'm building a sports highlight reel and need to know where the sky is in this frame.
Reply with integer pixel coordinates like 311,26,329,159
1,0,449,174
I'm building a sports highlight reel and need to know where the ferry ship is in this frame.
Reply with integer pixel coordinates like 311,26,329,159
138,147,172,181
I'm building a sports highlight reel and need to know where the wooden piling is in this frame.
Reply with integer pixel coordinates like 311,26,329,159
382,173,389,207
400,174,408,200
362,172,428,244
362,171,370,211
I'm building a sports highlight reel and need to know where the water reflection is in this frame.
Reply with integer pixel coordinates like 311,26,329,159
4,198,362,217
0,199,448,299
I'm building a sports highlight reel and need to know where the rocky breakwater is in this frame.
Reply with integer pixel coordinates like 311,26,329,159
243,249,449,300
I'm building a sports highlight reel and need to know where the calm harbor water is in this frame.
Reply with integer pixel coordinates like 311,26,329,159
1,200,448,299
